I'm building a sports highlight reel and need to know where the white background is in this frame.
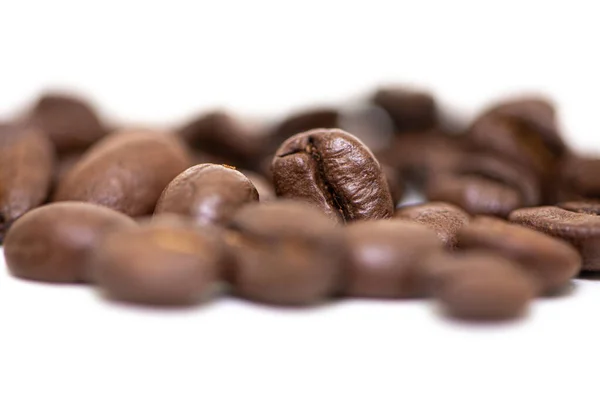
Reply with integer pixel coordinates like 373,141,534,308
1,1,600,399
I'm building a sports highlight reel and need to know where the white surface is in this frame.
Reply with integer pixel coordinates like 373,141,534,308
2,1,600,399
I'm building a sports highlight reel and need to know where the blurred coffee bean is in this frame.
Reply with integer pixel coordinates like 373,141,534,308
342,220,443,298
0,124,55,242
240,170,276,201
396,202,470,249
425,252,536,321
272,129,394,222
371,87,437,133
457,216,580,294
55,129,192,217
556,155,600,201
155,164,259,226
224,201,344,305
510,206,600,271
382,164,404,205
269,107,339,146
4,202,136,283
92,216,224,306
27,92,107,152
558,200,600,215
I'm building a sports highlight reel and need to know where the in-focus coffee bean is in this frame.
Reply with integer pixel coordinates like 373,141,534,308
155,164,259,226
272,128,394,222
4,202,136,283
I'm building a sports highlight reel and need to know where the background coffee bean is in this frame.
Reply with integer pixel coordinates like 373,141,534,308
457,216,580,294
556,155,600,201
342,220,444,298
371,87,438,133
558,200,600,215
0,124,55,242
92,216,224,306
268,107,339,150
26,92,107,152
4,202,136,283
155,164,259,226
424,252,536,321
509,206,600,271
272,128,394,222
224,201,344,305
396,202,470,249
240,170,276,201
54,129,192,217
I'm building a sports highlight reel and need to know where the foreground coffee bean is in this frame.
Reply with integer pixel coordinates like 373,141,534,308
27,93,107,152
272,129,394,222
509,206,600,271
224,201,344,305
371,87,438,133
425,252,536,321
457,216,580,294
396,202,469,249
55,129,192,217
155,164,259,226
0,124,55,242
4,202,136,283
92,216,224,306
342,220,443,298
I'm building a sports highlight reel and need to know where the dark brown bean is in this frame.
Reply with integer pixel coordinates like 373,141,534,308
240,170,276,201
457,216,580,294
509,206,600,271
396,202,470,249
154,164,259,226
224,201,344,305
371,87,438,133
272,129,394,222
0,124,55,242
342,220,444,298
557,155,600,200
558,200,600,215
4,202,136,283
269,107,339,147
382,164,404,205
54,129,192,217
91,216,224,306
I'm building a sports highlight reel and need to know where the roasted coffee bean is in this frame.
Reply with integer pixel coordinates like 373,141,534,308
155,164,259,226
396,202,469,249
269,107,339,146
0,124,55,242
224,201,344,305
272,129,394,222
240,170,276,201
371,87,438,133
457,216,580,294
558,200,600,215
27,93,107,152
55,129,191,217
92,216,224,306
557,155,600,200
4,202,136,283
425,252,536,321
177,111,265,169
509,206,600,272
342,220,443,298
382,164,404,205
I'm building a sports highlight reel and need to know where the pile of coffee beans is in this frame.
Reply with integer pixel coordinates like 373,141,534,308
1,87,598,322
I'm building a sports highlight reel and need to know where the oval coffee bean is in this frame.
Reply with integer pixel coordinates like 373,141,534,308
54,129,192,217
0,124,55,242
224,201,344,305
558,200,600,215
396,202,470,249
557,155,600,200
27,92,107,152
425,252,536,321
240,170,276,201
509,206,600,271
272,128,394,222
155,164,259,226
92,216,224,306
371,87,438,133
457,216,580,294
342,220,443,298
4,202,136,283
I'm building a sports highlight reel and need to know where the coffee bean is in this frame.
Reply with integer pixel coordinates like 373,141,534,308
224,201,344,305
92,216,224,306
27,92,107,152
382,164,404,205
342,220,443,298
371,87,438,133
269,107,339,147
4,202,136,283
558,200,600,215
457,216,580,294
155,164,259,226
54,129,192,217
557,155,600,200
425,252,536,321
509,206,600,271
272,129,394,222
396,202,470,249
177,111,266,169
0,124,55,242
239,170,276,201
